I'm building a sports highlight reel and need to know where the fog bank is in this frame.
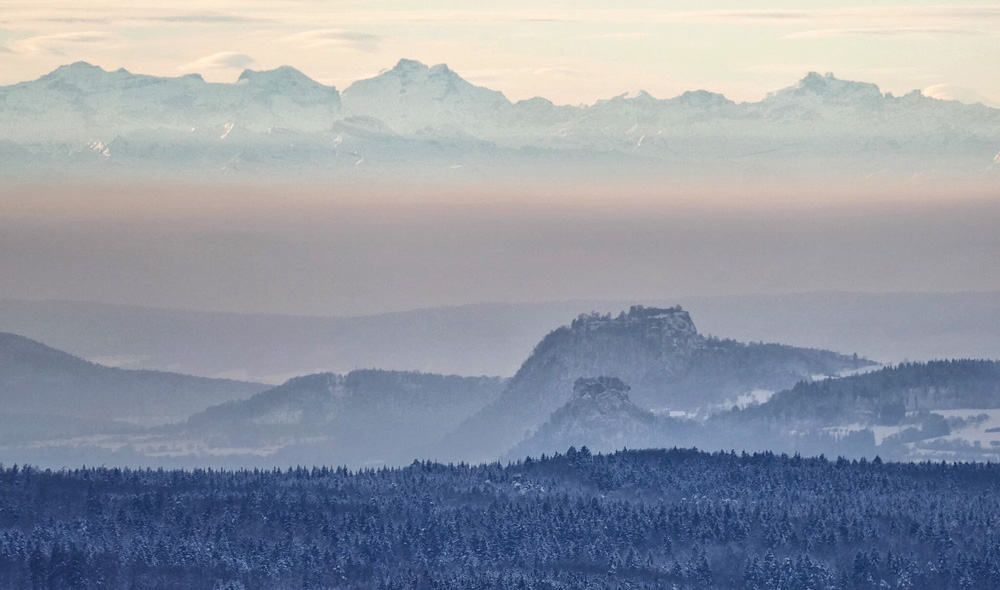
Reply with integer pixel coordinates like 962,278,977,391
2,181,998,317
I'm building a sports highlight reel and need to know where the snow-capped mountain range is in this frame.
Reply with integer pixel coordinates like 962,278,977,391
2,59,999,181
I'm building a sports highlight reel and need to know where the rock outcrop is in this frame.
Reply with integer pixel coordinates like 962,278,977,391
439,305,865,463
507,376,662,459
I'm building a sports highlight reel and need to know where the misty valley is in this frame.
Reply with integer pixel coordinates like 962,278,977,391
3,305,999,469
2,303,1000,588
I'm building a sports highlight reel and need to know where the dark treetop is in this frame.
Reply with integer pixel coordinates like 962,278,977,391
1,448,998,589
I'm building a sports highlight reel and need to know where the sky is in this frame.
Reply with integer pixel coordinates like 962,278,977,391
2,182,999,316
1,1,999,317
2,1,1000,105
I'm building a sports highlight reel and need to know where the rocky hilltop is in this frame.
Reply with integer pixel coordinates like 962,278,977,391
439,306,866,463
506,376,664,459
519,306,702,409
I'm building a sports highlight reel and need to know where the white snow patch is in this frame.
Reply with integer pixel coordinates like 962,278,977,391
841,365,882,377
735,389,775,408
810,365,880,383
822,424,904,445
934,409,1000,448
704,389,777,415
251,408,304,425
827,410,1000,448
649,408,692,418
87,354,151,369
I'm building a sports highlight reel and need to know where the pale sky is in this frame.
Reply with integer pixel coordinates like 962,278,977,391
1,1,999,105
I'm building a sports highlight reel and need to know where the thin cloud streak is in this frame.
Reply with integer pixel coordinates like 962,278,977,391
285,29,382,54
148,12,260,24
245,7,1000,27
744,63,918,76
178,52,255,73
6,31,123,56
587,32,651,40
787,27,990,39
0,9,258,28
922,83,1000,107
6,6,1000,28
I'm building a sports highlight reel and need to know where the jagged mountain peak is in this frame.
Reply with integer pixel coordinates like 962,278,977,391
377,59,500,99
511,96,582,121
623,89,655,101
340,58,510,134
391,58,428,72
33,61,210,96
596,89,658,107
799,71,866,92
385,59,460,80
45,61,107,77
37,61,117,88
767,71,884,104
372,59,461,86
429,63,456,76
238,65,332,90
516,96,556,108
897,88,929,104
3,62,1000,178
671,89,734,108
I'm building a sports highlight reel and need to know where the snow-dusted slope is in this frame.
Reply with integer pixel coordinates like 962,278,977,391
552,72,1000,165
341,59,511,137
1,61,999,180
747,72,1000,153
0,62,341,144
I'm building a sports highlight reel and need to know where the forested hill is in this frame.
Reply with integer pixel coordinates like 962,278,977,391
747,359,1000,423
169,369,506,466
2,449,999,589
0,332,266,425
442,306,867,463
